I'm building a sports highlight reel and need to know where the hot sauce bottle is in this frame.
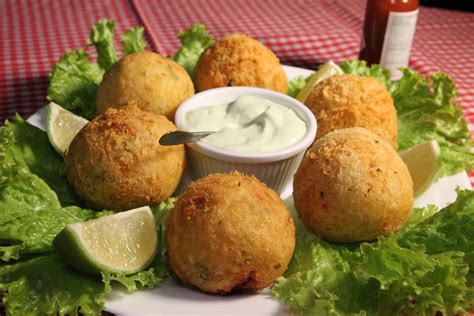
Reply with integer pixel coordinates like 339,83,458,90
359,0,419,80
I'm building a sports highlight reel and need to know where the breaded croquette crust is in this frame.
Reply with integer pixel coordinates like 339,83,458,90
305,74,398,148
293,128,413,243
166,172,295,294
96,51,194,121
194,34,288,94
65,105,185,211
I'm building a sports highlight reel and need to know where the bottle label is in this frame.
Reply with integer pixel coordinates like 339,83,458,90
380,9,419,80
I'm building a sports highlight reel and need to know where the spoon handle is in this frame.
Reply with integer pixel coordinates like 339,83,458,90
159,131,215,146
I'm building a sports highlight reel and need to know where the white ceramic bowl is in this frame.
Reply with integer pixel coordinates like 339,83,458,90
175,87,317,194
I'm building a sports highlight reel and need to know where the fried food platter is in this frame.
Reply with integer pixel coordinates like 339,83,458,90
26,65,471,316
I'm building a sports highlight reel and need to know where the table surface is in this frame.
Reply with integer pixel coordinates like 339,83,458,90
1,0,473,183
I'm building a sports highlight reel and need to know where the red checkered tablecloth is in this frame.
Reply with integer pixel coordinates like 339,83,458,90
1,0,473,183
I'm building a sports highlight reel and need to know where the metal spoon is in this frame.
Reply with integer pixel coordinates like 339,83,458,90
159,131,215,146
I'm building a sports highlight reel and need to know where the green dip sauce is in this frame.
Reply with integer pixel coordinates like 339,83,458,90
182,96,307,152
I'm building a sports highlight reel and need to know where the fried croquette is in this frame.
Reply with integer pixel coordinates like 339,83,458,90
194,34,288,94
293,128,413,243
304,74,398,148
166,172,295,294
65,105,185,211
96,51,194,120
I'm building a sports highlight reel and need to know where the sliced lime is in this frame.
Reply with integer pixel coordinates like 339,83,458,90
46,102,89,156
296,61,344,103
53,206,158,274
399,140,441,197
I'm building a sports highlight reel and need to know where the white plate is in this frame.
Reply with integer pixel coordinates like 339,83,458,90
27,65,471,316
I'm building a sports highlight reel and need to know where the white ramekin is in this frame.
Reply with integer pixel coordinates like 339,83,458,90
175,87,317,194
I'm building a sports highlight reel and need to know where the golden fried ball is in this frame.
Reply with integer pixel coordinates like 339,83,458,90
194,34,287,94
65,105,185,211
293,128,413,243
305,74,398,148
166,172,295,294
96,51,194,120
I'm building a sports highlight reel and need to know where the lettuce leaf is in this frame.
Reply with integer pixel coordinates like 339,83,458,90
122,27,147,55
151,197,175,227
0,171,60,215
394,69,474,177
87,19,118,70
341,60,474,177
46,49,103,120
102,269,161,293
1,115,79,206
150,198,176,280
406,205,438,226
287,76,308,98
355,240,471,315
275,237,471,315
0,117,61,211
172,23,213,78
273,192,474,315
47,19,147,120
340,59,391,89
398,189,474,271
274,227,370,314
0,254,109,316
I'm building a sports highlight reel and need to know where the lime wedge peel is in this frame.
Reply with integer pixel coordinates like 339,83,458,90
53,206,158,275
399,140,441,198
46,102,89,157
296,61,344,103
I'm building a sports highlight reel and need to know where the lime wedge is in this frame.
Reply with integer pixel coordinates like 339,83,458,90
46,102,89,156
399,140,441,197
296,61,344,103
53,206,158,274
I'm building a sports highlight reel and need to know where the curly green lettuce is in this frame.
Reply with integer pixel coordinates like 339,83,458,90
122,26,147,55
273,192,474,315
1,115,79,206
87,19,118,70
0,170,60,213
46,49,103,120
405,205,438,226
394,69,474,177
287,76,308,98
149,198,176,280
172,23,213,78
398,189,474,271
0,254,109,316
102,269,161,293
